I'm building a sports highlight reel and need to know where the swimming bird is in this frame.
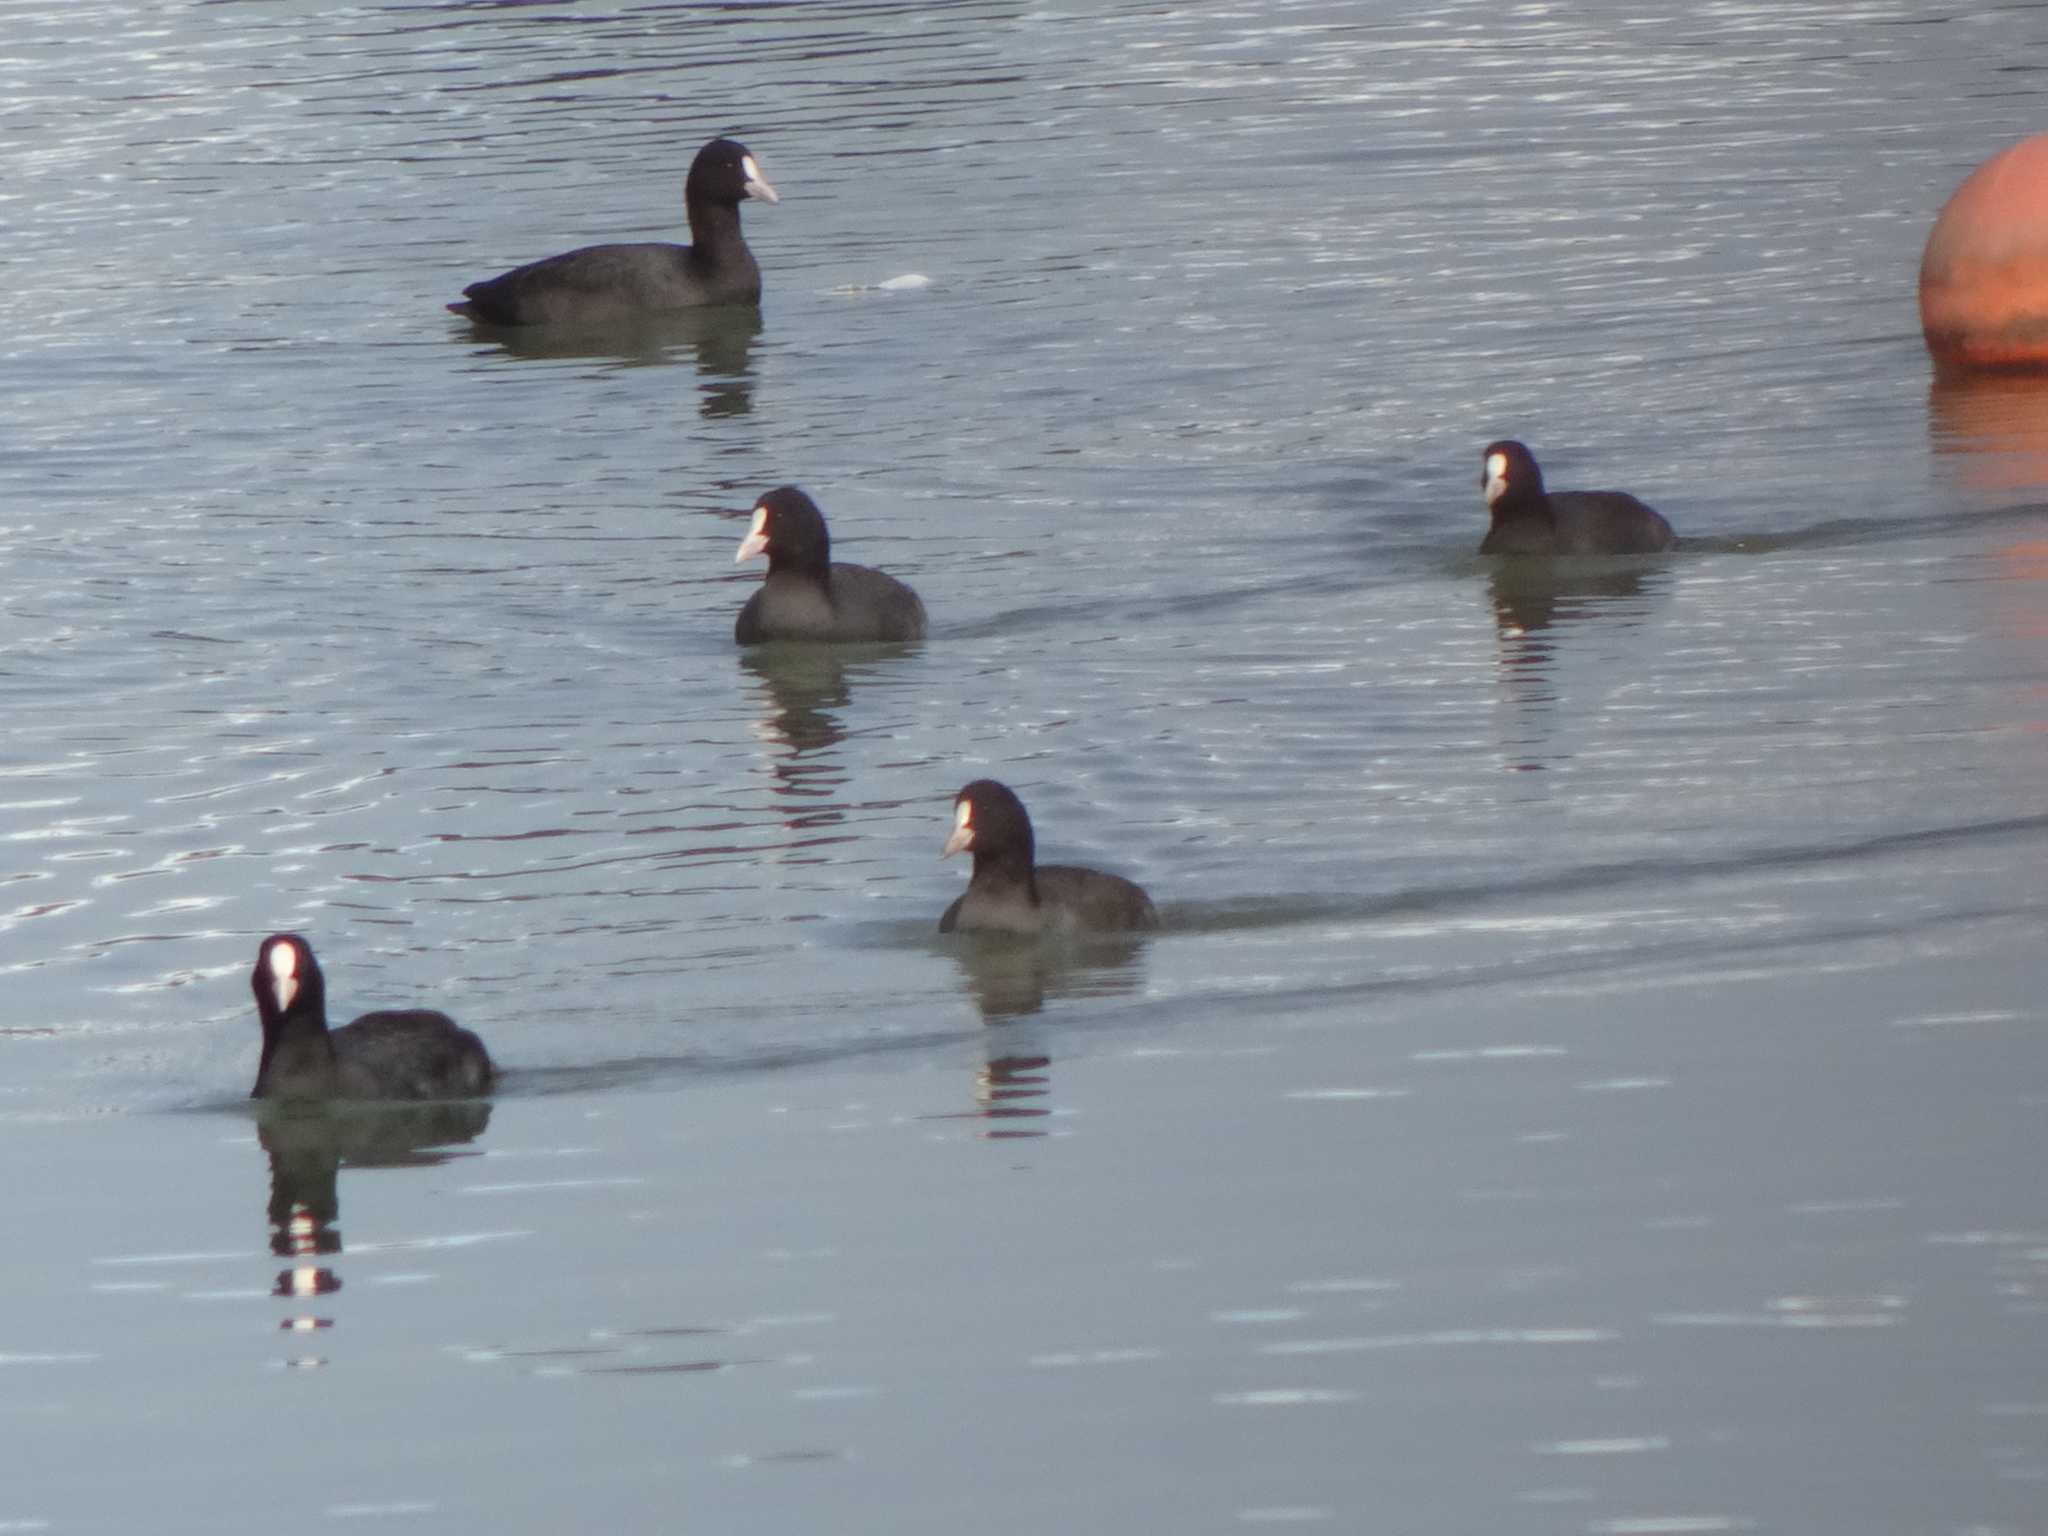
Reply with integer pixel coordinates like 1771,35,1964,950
1479,440,1676,555
249,933,495,1101
940,779,1159,936
450,138,779,325
733,486,928,644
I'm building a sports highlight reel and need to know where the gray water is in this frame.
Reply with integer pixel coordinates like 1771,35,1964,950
2,1,2045,1529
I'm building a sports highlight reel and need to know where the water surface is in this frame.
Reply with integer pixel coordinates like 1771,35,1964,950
1,2,2044,1530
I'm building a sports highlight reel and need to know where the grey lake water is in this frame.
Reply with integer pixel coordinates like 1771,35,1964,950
2,0,2045,1530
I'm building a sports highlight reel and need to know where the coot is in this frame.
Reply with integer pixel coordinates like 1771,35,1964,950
250,933,495,1101
1479,440,1676,555
733,486,928,644
450,138,778,325
940,779,1158,936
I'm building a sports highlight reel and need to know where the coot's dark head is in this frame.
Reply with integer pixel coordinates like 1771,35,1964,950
1482,440,1545,510
253,932,327,1029
688,138,779,209
734,486,830,576
943,779,1036,866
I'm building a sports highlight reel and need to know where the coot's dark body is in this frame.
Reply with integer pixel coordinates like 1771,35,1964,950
940,780,1158,937
450,138,778,326
250,933,495,1102
733,486,927,644
1479,439,1676,555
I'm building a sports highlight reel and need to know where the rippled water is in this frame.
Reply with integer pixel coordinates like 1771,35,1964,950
2,1,2045,1530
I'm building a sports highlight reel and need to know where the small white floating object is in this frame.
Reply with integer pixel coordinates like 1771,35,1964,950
830,274,934,295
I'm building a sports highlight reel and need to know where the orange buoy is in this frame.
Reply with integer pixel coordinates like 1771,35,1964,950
1921,136,2048,372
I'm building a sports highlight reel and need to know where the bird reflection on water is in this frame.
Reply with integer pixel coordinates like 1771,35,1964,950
1485,561,1676,775
456,307,761,418
739,643,927,828
946,930,1150,1024
1486,559,1666,642
973,1051,1054,1139
932,933,1152,1138
259,1101,492,1362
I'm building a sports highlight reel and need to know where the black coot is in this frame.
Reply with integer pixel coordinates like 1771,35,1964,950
1479,440,1676,555
250,933,495,1101
940,779,1159,936
733,486,928,644
449,138,779,325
